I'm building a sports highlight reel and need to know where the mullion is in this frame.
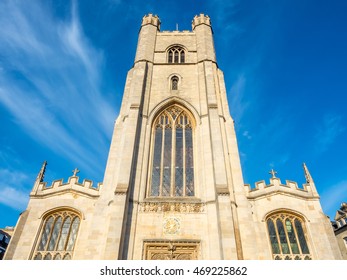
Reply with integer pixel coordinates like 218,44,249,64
160,125,165,196
183,125,186,196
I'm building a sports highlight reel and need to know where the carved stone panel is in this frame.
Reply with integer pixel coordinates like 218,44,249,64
139,202,205,213
143,241,199,260
163,217,181,235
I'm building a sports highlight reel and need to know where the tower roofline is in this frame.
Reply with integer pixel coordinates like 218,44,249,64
141,14,161,30
192,13,212,30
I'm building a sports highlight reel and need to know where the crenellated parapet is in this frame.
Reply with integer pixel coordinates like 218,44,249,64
245,164,319,200
30,163,101,199
160,30,193,34
141,14,161,30
192,14,212,30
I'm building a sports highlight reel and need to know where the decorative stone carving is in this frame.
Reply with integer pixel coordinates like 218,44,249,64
143,241,199,260
163,217,180,235
139,202,205,213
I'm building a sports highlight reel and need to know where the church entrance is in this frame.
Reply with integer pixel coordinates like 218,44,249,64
143,241,200,260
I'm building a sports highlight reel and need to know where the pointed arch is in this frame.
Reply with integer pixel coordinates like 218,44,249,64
147,97,200,126
39,206,84,220
171,76,179,90
32,207,82,260
265,210,311,260
166,45,186,64
148,103,196,198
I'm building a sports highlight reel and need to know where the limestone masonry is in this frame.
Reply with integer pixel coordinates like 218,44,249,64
4,14,342,260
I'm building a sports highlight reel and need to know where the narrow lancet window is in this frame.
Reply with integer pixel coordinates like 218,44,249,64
180,51,185,63
171,76,179,90
168,52,173,63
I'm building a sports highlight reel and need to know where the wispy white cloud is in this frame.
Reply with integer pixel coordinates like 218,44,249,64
0,1,116,177
242,130,252,139
0,168,30,211
0,187,29,211
206,0,241,33
314,113,345,154
0,169,29,186
229,74,248,124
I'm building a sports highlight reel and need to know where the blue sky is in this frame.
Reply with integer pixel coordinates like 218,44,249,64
0,0,346,228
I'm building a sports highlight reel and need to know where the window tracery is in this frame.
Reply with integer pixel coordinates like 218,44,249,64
32,210,80,260
266,212,311,260
150,105,194,198
167,46,185,63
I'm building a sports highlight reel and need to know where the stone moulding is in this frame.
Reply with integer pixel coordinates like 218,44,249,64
138,202,206,213
244,177,320,200
30,176,101,199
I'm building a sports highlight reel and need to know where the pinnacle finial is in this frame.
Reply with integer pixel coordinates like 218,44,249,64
303,162,312,183
302,162,318,196
36,161,47,183
269,169,277,178
72,168,80,177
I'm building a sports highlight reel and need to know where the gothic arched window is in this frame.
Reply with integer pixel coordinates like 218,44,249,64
171,76,179,90
150,105,194,197
167,46,185,63
266,212,311,260
32,210,80,260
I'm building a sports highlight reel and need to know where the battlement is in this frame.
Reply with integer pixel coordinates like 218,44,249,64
30,163,101,198
192,14,212,30
160,30,193,34
31,175,101,198
245,165,319,200
141,14,161,30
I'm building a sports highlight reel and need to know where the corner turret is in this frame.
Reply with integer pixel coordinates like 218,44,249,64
192,14,212,30
135,14,161,63
191,14,216,63
141,14,161,30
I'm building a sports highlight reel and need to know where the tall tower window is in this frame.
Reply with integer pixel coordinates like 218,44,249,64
150,105,194,197
32,210,80,260
171,76,179,90
266,212,311,260
167,46,185,63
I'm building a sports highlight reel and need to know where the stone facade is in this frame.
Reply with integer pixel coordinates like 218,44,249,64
332,203,347,259
4,14,342,260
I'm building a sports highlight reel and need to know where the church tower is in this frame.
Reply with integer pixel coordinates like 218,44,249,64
97,13,254,260
5,14,341,260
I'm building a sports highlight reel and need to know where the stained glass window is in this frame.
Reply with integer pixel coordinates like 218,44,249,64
267,219,280,254
266,213,311,260
33,210,80,260
150,105,194,197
